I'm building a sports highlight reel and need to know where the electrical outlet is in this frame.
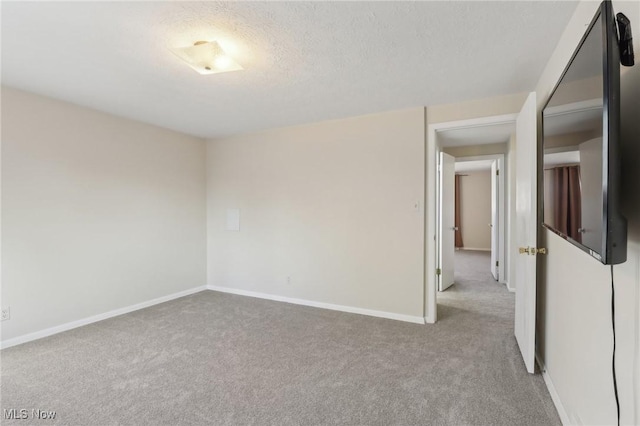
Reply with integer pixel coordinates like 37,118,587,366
1,307,10,321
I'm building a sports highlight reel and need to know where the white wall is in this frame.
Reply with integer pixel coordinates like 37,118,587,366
535,2,640,424
206,108,425,320
458,171,492,250
1,88,207,342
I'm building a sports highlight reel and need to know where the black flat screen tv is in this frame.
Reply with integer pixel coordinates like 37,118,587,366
542,0,627,265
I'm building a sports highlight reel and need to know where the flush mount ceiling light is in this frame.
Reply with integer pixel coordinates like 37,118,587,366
169,40,243,75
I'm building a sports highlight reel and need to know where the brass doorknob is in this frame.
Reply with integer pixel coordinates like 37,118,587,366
519,247,547,255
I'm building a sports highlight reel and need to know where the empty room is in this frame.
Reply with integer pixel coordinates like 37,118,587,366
2,1,639,425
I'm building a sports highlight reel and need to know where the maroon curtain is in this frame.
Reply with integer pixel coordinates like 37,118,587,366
553,166,582,242
454,175,463,248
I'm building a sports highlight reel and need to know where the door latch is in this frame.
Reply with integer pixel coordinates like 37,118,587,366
519,246,547,255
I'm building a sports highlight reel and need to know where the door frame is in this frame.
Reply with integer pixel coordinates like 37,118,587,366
455,153,506,283
425,113,518,324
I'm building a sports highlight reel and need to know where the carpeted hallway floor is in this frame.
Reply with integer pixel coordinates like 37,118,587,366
1,250,560,425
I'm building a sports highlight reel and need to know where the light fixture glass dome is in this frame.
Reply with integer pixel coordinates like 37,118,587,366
169,40,243,75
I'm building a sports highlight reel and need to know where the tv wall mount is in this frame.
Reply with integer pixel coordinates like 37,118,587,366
616,12,635,67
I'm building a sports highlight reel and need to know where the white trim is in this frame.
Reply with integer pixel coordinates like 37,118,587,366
536,354,571,425
425,123,438,324
506,284,515,293
208,285,425,325
1,286,207,349
459,247,491,252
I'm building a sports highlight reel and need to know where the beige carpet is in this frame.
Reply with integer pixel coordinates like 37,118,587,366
1,251,560,425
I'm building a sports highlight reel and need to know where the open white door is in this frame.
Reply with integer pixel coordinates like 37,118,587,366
438,152,456,291
490,160,499,280
514,92,538,374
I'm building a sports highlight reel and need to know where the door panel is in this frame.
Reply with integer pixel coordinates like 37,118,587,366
491,160,499,280
514,92,537,374
498,158,505,283
439,152,456,291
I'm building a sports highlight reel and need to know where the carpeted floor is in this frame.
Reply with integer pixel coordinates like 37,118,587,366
1,250,560,425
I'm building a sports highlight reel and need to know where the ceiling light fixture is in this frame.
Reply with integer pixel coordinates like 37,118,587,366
169,40,243,75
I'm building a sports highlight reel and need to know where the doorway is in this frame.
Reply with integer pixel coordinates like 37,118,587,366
438,151,507,282
424,93,539,374
459,156,504,272
434,153,509,325
425,113,518,324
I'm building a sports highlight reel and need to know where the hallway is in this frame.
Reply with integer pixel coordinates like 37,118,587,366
435,249,561,425
438,250,514,319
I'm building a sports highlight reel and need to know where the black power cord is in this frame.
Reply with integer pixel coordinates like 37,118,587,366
611,265,620,426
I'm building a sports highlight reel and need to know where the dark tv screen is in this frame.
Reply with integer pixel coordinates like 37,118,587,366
542,1,626,264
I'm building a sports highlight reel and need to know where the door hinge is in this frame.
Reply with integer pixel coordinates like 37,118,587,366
496,261,499,267
436,268,442,276
496,169,500,176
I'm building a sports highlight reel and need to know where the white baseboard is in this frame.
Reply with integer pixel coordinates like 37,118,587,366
1,286,207,350
536,354,571,425
207,285,425,325
459,247,491,252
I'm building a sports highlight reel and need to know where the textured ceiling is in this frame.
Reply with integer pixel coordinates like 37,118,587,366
1,1,578,139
